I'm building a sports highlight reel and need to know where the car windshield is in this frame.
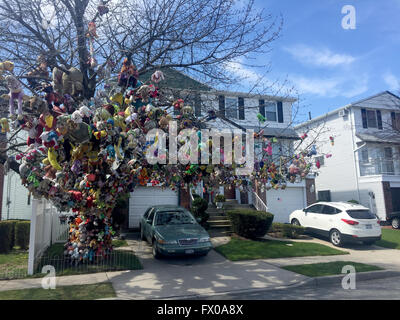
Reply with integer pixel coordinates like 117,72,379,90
155,211,196,225
347,210,376,220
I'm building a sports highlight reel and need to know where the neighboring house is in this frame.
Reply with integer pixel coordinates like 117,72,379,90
295,91,400,221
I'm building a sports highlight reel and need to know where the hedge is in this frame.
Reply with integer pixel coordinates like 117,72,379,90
0,221,14,253
227,209,274,239
270,223,305,239
15,221,30,250
7,220,19,250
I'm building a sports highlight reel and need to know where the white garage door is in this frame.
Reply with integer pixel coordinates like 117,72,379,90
129,187,178,228
266,187,306,223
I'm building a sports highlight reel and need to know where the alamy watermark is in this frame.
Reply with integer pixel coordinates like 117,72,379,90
145,121,255,176
342,5,356,30
41,265,56,290
341,264,356,290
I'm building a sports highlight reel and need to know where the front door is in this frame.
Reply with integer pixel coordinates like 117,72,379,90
391,188,400,212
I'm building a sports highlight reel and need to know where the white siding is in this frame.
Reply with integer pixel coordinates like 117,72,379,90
2,171,32,220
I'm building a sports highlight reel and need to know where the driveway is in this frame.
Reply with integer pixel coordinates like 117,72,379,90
108,233,308,299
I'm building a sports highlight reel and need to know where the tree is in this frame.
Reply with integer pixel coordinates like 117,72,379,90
0,0,318,261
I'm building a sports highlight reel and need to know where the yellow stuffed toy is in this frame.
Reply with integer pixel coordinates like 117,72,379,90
0,61,14,80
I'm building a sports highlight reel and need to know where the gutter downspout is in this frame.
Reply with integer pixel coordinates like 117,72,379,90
349,107,362,203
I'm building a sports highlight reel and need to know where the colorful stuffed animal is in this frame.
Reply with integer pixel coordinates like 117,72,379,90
0,61,14,80
6,75,24,116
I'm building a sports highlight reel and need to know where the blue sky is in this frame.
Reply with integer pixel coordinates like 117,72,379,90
237,0,400,122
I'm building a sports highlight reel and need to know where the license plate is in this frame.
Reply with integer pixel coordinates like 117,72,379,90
185,250,194,254
366,224,372,229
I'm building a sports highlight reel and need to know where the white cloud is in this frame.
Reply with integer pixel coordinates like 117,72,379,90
383,72,400,91
289,74,368,98
284,45,356,67
224,59,262,83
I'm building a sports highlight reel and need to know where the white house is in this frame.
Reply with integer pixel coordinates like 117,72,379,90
295,91,400,221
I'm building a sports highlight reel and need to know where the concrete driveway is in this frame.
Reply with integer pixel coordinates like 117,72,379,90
108,233,308,299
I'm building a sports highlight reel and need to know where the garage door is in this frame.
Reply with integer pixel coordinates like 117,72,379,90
266,187,306,223
129,187,178,228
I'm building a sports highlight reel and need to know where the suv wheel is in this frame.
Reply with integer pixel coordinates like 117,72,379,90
392,218,400,229
330,229,343,247
291,219,300,226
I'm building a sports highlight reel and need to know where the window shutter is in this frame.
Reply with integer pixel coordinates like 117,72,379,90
238,97,245,120
194,93,201,117
361,109,368,128
259,99,265,117
392,112,396,129
376,110,383,130
219,95,225,117
277,101,283,123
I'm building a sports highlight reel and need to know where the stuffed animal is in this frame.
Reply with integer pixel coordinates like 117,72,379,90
6,75,24,116
26,56,48,89
117,58,138,88
151,70,165,83
0,61,14,80
0,118,9,133
52,66,83,97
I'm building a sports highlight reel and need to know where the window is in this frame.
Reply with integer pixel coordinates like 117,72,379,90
391,112,400,130
265,102,277,122
322,205,340,215
346,210,375,220
305,204,324,213
315,155,325,167
225,97,238,119
361,109,383,130
147,209,155,224
318,190,331,202
360,148,369,163
143,208,153,219
194,93,201,117
219,95,225,117
259,99,265,117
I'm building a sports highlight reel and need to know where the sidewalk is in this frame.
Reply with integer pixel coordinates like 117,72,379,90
0,234,399,299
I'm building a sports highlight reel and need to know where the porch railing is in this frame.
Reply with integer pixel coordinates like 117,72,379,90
252,190,268,212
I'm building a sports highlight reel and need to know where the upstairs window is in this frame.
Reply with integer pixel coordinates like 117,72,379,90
361,109,383,129
265,102,277,122
391,112,400,130
225,97,238,119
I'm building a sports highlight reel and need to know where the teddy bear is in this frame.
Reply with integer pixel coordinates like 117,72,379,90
26,56,49,89
52,66,83,97
0,61,14,80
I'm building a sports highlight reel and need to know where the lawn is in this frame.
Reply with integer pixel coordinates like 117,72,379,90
0,282,116,300
0,249,29,279
283,261,383,277
214,238,348,261
376,228,400,249
35,243,143,277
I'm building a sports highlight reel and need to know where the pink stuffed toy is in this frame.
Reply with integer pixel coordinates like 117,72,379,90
6,75,23,116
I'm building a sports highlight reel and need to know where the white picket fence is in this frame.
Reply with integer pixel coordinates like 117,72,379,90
28,198,70,275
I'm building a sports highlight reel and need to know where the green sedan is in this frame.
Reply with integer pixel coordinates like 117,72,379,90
139,205,213,259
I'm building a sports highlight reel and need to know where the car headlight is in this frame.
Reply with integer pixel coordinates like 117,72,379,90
199,237,210,243
157,239,177,245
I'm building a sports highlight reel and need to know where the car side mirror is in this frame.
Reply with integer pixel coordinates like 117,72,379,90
146,219,152,224
196,217,202,223
302,209,306,212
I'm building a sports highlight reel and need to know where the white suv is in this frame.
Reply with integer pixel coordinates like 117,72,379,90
289,202,381,247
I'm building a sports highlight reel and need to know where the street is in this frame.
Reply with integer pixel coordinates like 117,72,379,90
193,276,400,300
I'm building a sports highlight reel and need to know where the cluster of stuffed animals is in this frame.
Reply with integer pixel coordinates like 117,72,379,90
0,53,316,263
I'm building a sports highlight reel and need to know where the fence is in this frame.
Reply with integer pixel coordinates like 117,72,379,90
27,198,71,276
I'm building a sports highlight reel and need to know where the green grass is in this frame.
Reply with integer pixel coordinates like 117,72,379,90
112,239,129,247
376,229,400,249
283,261,383,277
214,238,348,261
0,249,29,278
0,282,116,300
34,243,142,277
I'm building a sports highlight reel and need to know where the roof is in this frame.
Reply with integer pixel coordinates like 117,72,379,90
245,126,300,140
295,91,400,129
356,132,400,145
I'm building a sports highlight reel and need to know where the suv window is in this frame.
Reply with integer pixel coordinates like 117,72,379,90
322,205,340,215
347,210,375,220
305,204,324,213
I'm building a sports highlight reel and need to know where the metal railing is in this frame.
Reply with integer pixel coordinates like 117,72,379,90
252,190,268,212
359,159,398,176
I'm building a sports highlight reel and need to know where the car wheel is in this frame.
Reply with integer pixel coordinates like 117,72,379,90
392,218,400,229
330,229,343,247
152,240,161,259
291,218,300,226
140,225,146,241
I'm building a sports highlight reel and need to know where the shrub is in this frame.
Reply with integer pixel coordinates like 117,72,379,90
15,221,30,250
227,209,274,239
0,221,14,253
191,197,209,226
6,220,19,250
269,223,305,239
214,194,226,203
347,200,359,204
